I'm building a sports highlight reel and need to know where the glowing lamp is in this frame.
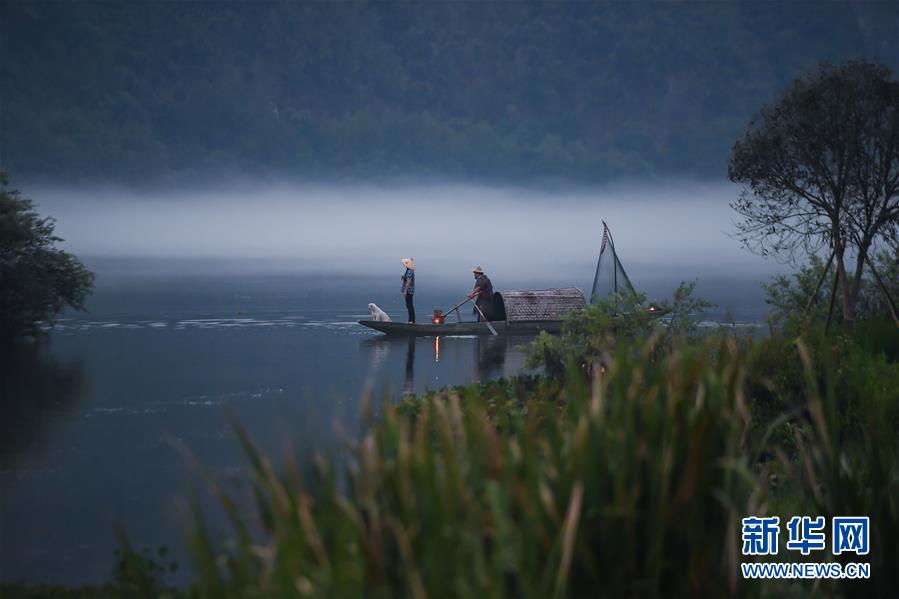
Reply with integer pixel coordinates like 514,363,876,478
431,309,445,325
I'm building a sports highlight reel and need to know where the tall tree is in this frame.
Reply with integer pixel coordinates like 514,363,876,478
729,61,899,324
0,172,94,341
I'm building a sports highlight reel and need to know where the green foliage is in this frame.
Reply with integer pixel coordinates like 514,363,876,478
3,2,895,183
109,532,181,598
188,337,760,597
745,322,899,455
0,540,185,599
763,250,899,333
527,281,713,378
857,249,899,321
852,316,899,362
0,172,94,341
785,338,899,597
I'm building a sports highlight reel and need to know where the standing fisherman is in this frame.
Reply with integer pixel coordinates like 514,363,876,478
468,266,493,321
401,258,416,323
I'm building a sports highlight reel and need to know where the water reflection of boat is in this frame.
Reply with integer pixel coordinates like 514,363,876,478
359,288,585,337
474,334,509,383
404,336,415,394
360,334,523,392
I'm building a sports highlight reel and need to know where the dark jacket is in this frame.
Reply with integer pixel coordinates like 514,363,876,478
473,274,493,319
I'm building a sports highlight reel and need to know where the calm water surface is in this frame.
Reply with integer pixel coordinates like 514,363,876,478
0,272,767,585
0,274,541,585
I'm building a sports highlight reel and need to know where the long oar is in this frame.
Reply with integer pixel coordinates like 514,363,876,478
444,295,474,322
472,301,498,336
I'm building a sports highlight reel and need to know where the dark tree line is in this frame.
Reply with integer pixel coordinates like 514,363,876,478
2,1,896,183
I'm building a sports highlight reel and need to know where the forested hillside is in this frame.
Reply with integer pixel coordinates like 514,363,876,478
2,1,896,184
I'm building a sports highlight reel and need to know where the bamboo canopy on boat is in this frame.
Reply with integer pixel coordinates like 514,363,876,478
501,288,586,322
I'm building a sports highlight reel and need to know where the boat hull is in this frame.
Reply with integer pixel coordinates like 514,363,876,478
358,319,562,337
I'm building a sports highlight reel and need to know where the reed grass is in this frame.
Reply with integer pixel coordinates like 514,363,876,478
786,338,899,597
140,267,897,599
187,336,769,597
7,324,895,598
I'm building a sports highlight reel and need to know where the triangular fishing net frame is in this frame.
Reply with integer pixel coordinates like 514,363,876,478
591,221,636,303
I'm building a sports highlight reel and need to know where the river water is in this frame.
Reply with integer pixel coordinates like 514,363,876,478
0,270,769,585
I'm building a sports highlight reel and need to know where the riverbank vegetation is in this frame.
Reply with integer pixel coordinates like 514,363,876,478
5,270,895,598
0,172,94,343
169,277,898,597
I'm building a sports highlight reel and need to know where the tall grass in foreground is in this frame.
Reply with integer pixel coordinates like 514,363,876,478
787,339,899,598
188,337,762,597
7,329,896,597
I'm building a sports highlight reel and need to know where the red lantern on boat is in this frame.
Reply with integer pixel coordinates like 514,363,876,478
431,309,445,325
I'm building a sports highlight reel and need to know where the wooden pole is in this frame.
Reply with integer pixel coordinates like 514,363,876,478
444,296,474,322
824,268,840,335
864,254,899,327
472,302,498,336
591,235,604,305
802,251,835,321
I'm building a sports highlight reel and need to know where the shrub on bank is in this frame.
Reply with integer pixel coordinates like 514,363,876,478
526,281,712,379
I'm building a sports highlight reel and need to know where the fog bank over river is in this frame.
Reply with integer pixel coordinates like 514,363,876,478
31,180,789,285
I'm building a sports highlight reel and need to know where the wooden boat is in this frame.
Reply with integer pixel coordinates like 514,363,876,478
359,288,586,337
360,223,666,337
358,319,565,336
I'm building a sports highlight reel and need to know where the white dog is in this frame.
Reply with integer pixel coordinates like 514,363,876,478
368,303,392,322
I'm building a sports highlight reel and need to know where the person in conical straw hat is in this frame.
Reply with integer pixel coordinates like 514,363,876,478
467,265,493,321
401,258,416,323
